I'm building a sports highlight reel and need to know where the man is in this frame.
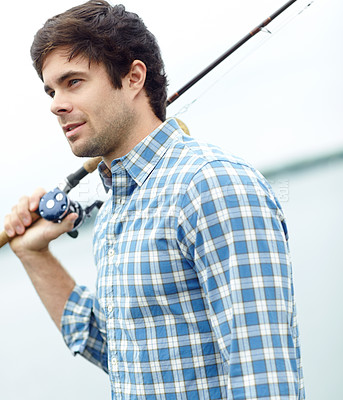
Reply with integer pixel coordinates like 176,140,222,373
4,1,305,398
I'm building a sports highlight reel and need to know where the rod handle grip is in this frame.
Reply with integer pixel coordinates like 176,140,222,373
0,231,10,249
83,157,102,173
0,212,41,249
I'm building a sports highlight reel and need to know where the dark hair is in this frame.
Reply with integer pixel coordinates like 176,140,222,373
30,0,168,121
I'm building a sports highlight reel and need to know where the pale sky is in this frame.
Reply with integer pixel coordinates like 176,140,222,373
1,0,342,218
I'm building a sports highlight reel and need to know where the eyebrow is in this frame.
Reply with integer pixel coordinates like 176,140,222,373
44,70,86,94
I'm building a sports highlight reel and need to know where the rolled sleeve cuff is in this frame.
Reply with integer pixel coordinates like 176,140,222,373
61,284,95,355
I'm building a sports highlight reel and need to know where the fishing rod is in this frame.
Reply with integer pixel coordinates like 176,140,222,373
0,0,306,248
167,0,299,106
0,119,187,249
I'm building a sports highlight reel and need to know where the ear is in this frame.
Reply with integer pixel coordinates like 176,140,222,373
124,60,146,97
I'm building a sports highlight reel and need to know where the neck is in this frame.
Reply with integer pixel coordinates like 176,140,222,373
102,111,163,168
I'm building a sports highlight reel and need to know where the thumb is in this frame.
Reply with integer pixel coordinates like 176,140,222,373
45,213,79,240
61,213,79,233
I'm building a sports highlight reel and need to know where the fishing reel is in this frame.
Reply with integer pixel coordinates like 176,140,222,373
0,157,103,249
35,157,104,239
38,187,103,239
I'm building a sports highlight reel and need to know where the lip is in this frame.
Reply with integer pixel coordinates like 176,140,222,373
63,122,86,139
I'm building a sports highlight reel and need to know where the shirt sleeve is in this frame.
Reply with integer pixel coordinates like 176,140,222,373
177,160,304,399
61,284,108,373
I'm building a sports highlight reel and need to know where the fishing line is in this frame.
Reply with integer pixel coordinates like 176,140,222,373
0,0,316,248
172,0,315,118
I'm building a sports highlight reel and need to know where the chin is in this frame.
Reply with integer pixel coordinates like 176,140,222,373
70,145,104,159
69,143,93,158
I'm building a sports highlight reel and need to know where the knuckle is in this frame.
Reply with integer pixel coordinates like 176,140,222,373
33,187,46,197
9,213,21,227
3,219,12,233
17,209,26,218
30,188,46,210
18,210,30,224
19,195,29,203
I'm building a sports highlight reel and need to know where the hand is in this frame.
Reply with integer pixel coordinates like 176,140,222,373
4,188,78,256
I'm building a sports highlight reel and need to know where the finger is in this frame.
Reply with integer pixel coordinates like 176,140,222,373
4,214,15,237
64,213,79,232
29,187,47,212
8,205,26,236
17,196,33,227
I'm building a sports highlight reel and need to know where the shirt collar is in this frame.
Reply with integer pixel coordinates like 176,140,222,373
98,118,183,191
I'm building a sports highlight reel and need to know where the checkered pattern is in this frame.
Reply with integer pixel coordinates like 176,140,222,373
62,118,305,399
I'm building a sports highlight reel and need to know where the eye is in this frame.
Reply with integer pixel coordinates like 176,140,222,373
69,79,81,87
48,90,55,98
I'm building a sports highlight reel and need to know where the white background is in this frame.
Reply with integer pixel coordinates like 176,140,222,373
0,0,342,209
0,0,342,399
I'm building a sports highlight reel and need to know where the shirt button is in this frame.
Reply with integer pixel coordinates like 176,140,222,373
112,357,118,367
108,249,115,257
108,305,114,313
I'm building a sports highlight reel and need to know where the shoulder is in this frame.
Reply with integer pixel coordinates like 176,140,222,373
166,132,272,197
164,132,284,221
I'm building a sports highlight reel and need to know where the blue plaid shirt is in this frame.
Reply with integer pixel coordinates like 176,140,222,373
62,118,304,399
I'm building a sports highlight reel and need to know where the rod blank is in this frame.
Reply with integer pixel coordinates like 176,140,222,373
166,0,298,106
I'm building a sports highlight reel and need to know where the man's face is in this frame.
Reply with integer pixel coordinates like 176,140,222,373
42,48,136,162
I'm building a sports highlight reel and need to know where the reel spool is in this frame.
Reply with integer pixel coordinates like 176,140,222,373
38,187,84,235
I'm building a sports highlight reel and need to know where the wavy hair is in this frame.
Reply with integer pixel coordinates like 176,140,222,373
30,0,168,120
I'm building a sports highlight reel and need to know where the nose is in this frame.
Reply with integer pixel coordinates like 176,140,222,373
50,92,73,116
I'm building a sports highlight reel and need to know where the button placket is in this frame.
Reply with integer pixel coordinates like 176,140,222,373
108,248,115,258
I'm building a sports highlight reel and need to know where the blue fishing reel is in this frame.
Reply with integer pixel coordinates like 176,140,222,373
38,187,103,239
38,187,84,237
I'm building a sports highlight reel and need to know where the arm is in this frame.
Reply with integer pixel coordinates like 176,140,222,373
4,188,78,329
177,161,304,399
61,285,109,372
4,188,109,372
